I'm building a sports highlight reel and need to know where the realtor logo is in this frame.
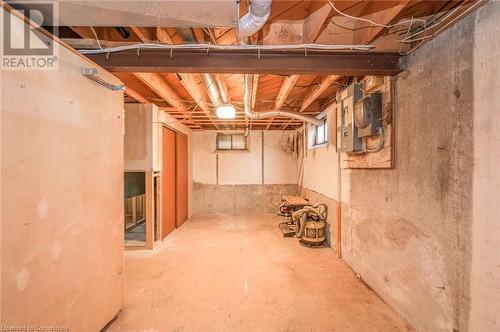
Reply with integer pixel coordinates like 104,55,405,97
1,1,58,70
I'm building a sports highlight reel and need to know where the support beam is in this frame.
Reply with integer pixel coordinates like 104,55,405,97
84,49,404,76
266,75,299,130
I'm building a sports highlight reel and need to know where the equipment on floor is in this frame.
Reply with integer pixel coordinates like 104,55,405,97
278,195,312,219
278,196,312,237
278,198,328,247
292,204,327,247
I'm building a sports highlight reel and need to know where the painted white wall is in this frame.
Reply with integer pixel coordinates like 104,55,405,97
124,104,154,171
192,131,217,184
263,131,300,184
470,2,500,330
219,132,262,184
193,130,299,185
302,104,340,200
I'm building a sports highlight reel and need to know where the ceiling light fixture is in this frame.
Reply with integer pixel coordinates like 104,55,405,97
216,104,236,119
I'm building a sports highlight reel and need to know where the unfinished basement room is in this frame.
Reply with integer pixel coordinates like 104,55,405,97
1,0,499,331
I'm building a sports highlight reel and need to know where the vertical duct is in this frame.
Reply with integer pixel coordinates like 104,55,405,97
238,0,272,39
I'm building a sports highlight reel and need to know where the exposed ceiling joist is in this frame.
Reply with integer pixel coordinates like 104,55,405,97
133,72,186,111
266,75,299,130
274,75,300,111
130,27,154,42
69,26,95,39
281,74,339,130
177,73,221,130
133,73,215,129
85,49,403,76
303,1,332,43
125,86,149,104
301,75,339,112
154,26,220,129
356,0,412,45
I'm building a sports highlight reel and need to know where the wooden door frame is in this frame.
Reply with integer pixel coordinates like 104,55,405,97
174,131,189,228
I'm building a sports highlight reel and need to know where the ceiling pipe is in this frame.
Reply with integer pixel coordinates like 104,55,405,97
238,0,272,39
176,28,222,107
243,74,322,126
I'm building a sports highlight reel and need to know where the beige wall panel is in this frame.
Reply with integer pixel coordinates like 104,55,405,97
1,10,124,330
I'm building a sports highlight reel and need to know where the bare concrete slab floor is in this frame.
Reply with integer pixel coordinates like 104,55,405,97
108,215,412,332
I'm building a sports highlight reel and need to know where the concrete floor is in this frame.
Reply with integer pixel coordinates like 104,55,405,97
108,215,412,332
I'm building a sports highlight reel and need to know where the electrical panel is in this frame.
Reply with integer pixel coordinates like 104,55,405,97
354,93,383,137
337,83,384,152
336,83,363,152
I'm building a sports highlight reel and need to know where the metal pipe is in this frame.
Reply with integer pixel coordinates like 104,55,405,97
200,73,222,106
239,0,272,39
176,28,222,106
243,74,322,126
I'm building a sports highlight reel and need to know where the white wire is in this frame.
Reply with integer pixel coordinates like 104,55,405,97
327,0,426,30
397,1,481,44
327,0,430,55
77,42,374,55
398,4,463,43
89,26,103,50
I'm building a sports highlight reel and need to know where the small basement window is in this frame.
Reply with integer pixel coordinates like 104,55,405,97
216,133,248,151
314,116,328,146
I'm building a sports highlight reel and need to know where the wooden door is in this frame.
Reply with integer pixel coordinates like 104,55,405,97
161,127,176,239
175,133,189,228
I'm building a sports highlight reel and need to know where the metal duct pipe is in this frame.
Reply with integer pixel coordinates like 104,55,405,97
243,74,322,126
239,0,272,39
176,28,222,106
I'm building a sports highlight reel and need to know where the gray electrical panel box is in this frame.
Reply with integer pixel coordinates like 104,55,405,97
336,83,363,152
354,92,383,137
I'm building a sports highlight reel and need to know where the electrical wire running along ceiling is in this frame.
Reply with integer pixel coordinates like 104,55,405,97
51,0,482,131
8,0,239,27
